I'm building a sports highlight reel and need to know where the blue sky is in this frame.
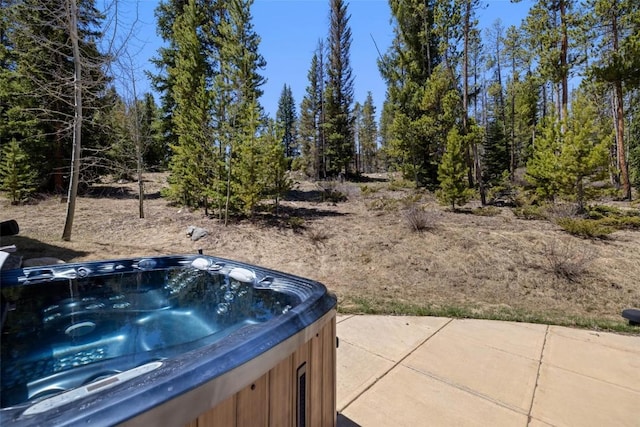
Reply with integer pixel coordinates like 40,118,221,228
120,0,534,119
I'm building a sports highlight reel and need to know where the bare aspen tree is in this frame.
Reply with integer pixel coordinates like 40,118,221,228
61,0,82,241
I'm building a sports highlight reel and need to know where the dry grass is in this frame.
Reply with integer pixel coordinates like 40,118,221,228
2,173,640,332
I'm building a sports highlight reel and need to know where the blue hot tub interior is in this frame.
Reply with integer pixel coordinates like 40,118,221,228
0,256,299,409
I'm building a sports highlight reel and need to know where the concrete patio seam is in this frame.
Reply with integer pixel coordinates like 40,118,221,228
537,363,640,395
336,338,397,363
527,324,549,426
338,317,455,413
399,363,531,417
336,314,355,324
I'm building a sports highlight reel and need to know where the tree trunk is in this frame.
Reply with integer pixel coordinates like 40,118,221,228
62,0,81,241
560,0,569,123
610,8,631,200
614,82,631,199
131,75,145,219
463,0,473,188
224,145,232,226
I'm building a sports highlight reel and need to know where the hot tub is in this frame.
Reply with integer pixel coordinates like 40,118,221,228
0,255,337,426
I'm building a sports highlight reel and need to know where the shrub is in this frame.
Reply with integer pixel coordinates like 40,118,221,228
404,206,435,232
542,239,596,281
556,218,614,238
545,203,581,220
387,177,414,191
366,197,399,212
288,216,305,232
318,180,347,203
360,184,379,196
586,204,624,219
471,206,501,217
400,192,423,208
597,216,640,231
587,204,640,222
512,205,547,220
307,227,330,244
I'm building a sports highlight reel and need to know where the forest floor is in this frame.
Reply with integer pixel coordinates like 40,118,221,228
2,172,640,332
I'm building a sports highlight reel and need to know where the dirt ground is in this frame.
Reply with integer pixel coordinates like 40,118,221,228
2,173,639,331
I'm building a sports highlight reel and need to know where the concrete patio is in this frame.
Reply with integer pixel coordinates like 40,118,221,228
335,315,640,426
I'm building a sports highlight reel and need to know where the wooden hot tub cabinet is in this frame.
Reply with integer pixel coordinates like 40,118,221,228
183,312,336,427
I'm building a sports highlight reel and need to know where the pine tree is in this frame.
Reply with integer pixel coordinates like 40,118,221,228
630,91,640,188
483,118,509,186
263,119,292,217
381,0,465,188
298,44,326,179
276,84,298,160
520,0,584,122
297,55,319,177
0,139,37,204
420,64,462,187
0,1,43,157
140,93,166,171
9,0,109,195
525,115,563,201
378,100,394,171
526,91,611,207
437,127,474,210
232,100,265,217
502,25,535,174
557,90,610,209
352,101,362,173
324,0,355,178
482,76,509,187
587,0,639,200
359,92,378,173
220,0,267,218
151,0,221,158
165,0,213,209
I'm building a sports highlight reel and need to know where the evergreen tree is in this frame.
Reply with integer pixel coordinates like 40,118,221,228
232,100,265,217
151,0,221,158
297,54,320,177
520,0,585,122
352,101,362,173
630,91,640,188
276,84,298,160
324,0,355,177
219,0,267,217
157,0,267,220
140,93,167,171
587,0,639,200
482,80,510,186
437,127,474,209
298,43,326,179
557,90,610,208
380,0,453,187
263,119,292,217
359,92,378,173
526,91,611,207
510,72,540,165
419,64,462,186
526,115,563,201
502,25,535,174
0,139,37,204
482,118,509,186
0,0,42,155
5,0,109,195
164,0,213,209
378,100,394,171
